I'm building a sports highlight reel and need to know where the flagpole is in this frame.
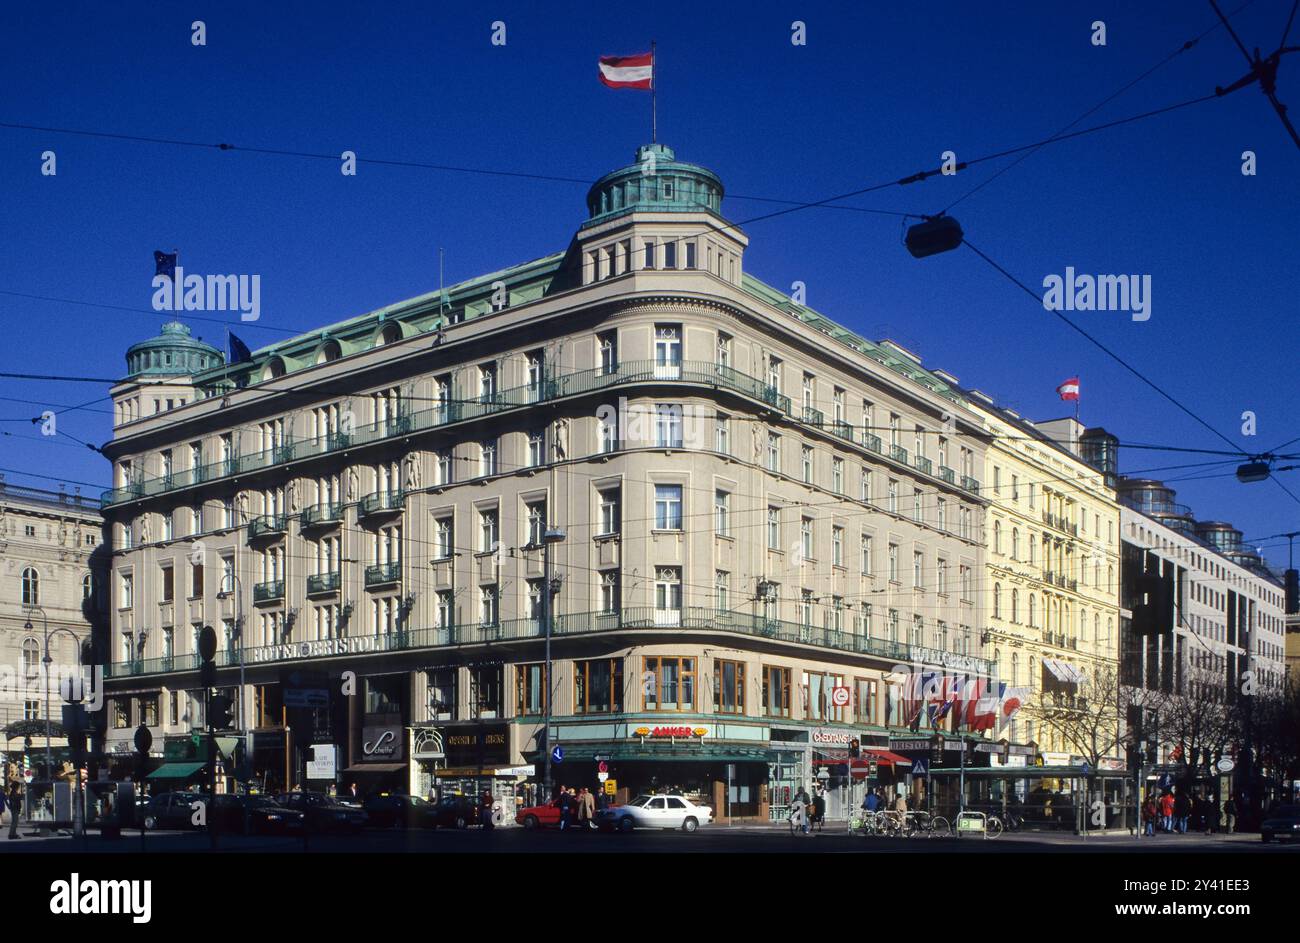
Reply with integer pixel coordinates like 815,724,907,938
650,40,657,144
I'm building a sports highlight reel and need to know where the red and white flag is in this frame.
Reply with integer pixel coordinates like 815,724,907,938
1056,377,1080,401
599,52,654,89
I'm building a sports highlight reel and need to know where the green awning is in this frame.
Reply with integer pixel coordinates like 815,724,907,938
147,761,206,780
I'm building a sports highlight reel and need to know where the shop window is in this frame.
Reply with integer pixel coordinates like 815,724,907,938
365,675,404,716
470,665,502,719
643,656,694,711
714,660,745,714
574,658,623,714
516,664,546,716
427,668,456,721
254,684,283,727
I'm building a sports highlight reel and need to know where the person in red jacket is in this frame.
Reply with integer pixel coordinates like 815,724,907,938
1160,791,1176,832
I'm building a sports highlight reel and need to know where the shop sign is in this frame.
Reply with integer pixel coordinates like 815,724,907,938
631,725,710,740
493,765,535,777
910,646,989,675
307,744,336,780
362,725,403,762
444,724,509,767
811,729,858,745
604,779,617,795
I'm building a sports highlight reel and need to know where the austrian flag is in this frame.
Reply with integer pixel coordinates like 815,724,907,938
1056,377,1080,401
599,52,654,89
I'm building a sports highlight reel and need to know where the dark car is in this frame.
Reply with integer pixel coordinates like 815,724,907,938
363,793,438,829
275,792,369,833
211,794,305,835
142,791,205,830
430,794,480,829
1260,804,1300,842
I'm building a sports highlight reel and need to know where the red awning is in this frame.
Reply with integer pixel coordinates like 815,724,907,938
865,749,913,767
812,749,913,769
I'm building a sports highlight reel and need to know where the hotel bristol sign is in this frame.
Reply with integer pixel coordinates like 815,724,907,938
249,636,385,664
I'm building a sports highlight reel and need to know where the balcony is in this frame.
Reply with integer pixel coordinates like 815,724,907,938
300,503,343,528
861,432,882,454
889,445,908,464
307,571,341,596
247,514,287,540
831,419,853,442
939,465,956,484
913,455,933,476
961,476,981,495
801,406,824,427
253,579,284,603
359,490,404,519
365,562,401,587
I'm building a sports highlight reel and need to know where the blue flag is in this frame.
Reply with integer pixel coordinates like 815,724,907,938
154,250,177,280
228,332,252,365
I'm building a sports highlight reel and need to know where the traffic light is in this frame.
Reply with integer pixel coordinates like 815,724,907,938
209,694,234,730
849,737,860,758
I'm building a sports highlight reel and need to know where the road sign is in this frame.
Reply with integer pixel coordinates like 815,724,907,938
597,771,609,783
551,746,564,764
23,769,33,784
912,757,930,776
593,754,611,762
604,779,616,796
1158,773,1173,789
1216,757,1235,773
831,686,851,708
598,760,608,773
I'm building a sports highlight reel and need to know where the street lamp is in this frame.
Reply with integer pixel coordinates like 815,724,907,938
216,571,246,793
24,606,84,820
541,528,566,800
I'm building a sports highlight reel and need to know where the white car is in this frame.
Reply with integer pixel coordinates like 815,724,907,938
601,794,713,833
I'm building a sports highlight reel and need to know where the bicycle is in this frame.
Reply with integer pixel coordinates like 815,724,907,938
910,810,952,838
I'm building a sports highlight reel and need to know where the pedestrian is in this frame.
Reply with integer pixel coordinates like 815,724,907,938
894,791,908,814
1159,790,1175,832
1223,794,1237,834
789,791,808,835
863,788,881,814
1174,788,1191,834
1142,794,1159,836
7,781,21,840
576,787,590,831
480,790,495,830
812,786,826,831
581,786,596,830
558,786,573,831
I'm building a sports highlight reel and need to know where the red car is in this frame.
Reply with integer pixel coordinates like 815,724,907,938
516,798,566,829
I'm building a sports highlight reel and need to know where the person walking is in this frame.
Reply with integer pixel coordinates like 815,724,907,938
863,788,881,814
789,790,808,835
1142,794,1159,836
812,786,826,831
7,781,21,840
1223,794,1237,835
1174,789,1191,834
480,790,495,830
582,787,596,830
1159,790,1175,833
575,787,590,832
558,786,572,831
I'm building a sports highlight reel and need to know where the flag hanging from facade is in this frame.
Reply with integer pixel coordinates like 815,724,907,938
154,250,177,280
598,51,653,89
1056,377,1080,401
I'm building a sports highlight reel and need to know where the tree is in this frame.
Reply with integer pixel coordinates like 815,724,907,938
1151,663,1234,801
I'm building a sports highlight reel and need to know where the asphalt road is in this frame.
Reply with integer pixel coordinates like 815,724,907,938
6,825,1296,853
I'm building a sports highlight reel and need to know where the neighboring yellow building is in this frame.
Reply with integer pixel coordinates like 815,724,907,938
965,399,1122,763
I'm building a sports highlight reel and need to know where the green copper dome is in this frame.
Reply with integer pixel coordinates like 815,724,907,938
583,144,725,227
125,321,223,379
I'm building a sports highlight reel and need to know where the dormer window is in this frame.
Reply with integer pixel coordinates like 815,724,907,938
663,181,674,200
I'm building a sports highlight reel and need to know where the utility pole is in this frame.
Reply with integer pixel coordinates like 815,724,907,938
541,528,566,799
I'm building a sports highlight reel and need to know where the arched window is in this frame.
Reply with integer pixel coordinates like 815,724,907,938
22,638,39,679
317,339,342,364
265,357,286,380
1012,528,1020,560
1011,589,1019,623
993,583,1002,619
1011,652,1020,687
1028,594,1036,627
376,323,401,347
21,567,39,606
82,573,93,601
1029,535,1036,564
994,521,1002,555
1108,566,1114,592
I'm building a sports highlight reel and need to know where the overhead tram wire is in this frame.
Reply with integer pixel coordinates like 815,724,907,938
940,0,1260,215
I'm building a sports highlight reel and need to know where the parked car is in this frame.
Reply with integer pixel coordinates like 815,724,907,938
363,793,439,829
211,794,305,835
275,792,368,833
141,791,206,830
598,794,713,833
515,798,565,830
431,794,481,829
1260,804,1300,842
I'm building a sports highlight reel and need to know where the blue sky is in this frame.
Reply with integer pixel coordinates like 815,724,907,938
2,1,1298,564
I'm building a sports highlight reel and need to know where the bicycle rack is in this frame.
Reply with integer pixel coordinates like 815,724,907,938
956,811,988,838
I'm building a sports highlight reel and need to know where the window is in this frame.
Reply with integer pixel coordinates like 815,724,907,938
960,565,971,600
832,457,844,493
161,564,174,602
654,325,682,376
767,507,781,550
913,551,923,588
479,585,499,627
527,428,545,467
574,658,623,713
861,534,873,575
888,480,898,514
664,240,677,268
937,559,948,595
715,570,730,609
654,567,682,624
856,678,878,724
120,572,134,609
767,433,781,473
715,490,731,536
644,656,695,710
479,508,499,552
888,544,899,582
598,331,617,375
190,561,203,598
21,567,39,606
715,413,730,455
480,439,498,477
654,484,683,530
801,446,813,483
599,409,618,453
767,356,782,394
479,363,497,402
832,526,844,566
470,665,502,718
525,500,547,547
800,518,813,560
516,664,545,716
716,332,732,368
427,668,456,720
715,660,745,713
685,241,696,269
220,556,234,595
860,468,872,503
913,490,922,523
600,571,620,613
937,498,947,532
434,515,453,559
993,583,1002,618
763,665,791,717
655,404,683,448
598,488,620,536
